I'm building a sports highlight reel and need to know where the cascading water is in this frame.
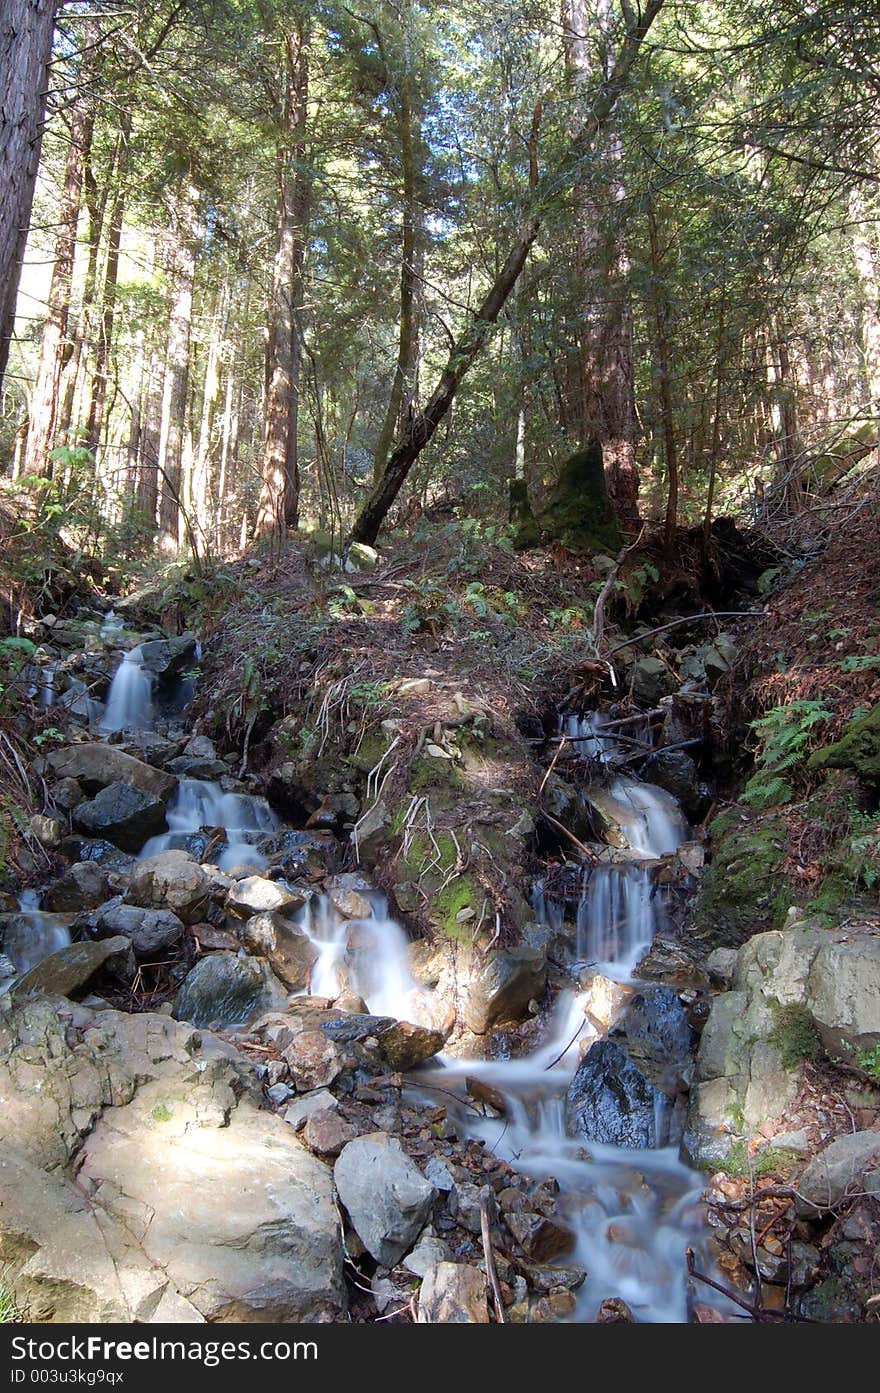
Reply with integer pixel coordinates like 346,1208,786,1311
139,778,279,870
100,647,153,734
2,890,72,976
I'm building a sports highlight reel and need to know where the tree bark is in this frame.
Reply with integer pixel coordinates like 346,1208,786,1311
84,112,130,452
0,0,58,396
156,187,199,549
562,0,639,528
23,27,96,477
347,0,664,548
256,13,310,538
647,200,678,553
372,0,422,482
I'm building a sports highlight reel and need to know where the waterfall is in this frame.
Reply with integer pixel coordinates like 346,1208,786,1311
139,778,279,870
100,647,153,734
297,892,429,1023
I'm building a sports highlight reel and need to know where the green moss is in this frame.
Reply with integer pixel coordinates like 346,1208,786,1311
809,703,880,784
347,730,393,775
536,442,622,555
398,829,479,940
509,479,542,552
151,1103,172,1123
769,1001,821,1070
408,755,463,793
689,813,793,950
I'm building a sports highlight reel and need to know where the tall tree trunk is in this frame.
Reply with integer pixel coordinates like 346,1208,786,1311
850,185,880,407
0,0,58,397
703,288,727,539
562,0,639,528
257,13,310,538
156,186,199,550
136,341,163,526
348,0,664,547
23,34,96,477
84,113,130,451
372,0,422,482
192,278,228,543
647,201,678,553
56,129,110,442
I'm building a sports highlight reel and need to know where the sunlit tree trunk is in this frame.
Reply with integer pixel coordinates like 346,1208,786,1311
24,33,96,477
647,200,678,552
157,185,199,550
850,186,880,407
85,113,130,452
0,0,58,397
257,13,310,538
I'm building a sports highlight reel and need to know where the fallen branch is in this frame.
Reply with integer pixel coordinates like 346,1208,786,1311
479,1188,506,1323
605,611,765,660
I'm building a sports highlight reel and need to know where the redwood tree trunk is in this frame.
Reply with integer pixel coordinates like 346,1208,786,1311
0,1,58,396
23,34,95,477
85,113,131,452
157,187,199,550
562,0,639,528
257,14,310,538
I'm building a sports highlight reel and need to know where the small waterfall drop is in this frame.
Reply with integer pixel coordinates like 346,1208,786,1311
100,647,153,734
139,778,279,870
298,892,430,1023
3,891,72,975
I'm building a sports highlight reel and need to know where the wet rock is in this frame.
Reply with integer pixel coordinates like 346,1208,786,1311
60,837,136,873
28,814,65,850
73,783,167,853
505,1211,575,1263
326,873,372,921
612,985,694,1095
596,1297,635,1323
374,1019,445,1070
565,1039,672,1149
522,1263,587,1293
634,937,709,993
226,876,306,919
43,862,111,912
236,911,318,990
93,900,184,957
642,750,701,815
125,850,213,925
166,755,228,780
334,1132,436,1266
173,952,286,1028
795,1132,880,1217
137,633,198,679
687,812,792,951
13,936,135,1000
46,744,176,801
417,1262,489,1323
632,655,675,706
465,945,547,1034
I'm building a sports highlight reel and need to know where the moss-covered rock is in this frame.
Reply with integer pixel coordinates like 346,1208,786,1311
508,479,542,552
809,703,880,784
687,811,793,952
536,443,622,555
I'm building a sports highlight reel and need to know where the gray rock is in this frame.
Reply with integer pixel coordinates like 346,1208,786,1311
60,837,135,873
173,952,286,1028
49,777,84,813
417,1262,489,1323
424,1157,455,1192
46,744,176,800
13,936,135,1000
643,750,700,815
165,756,229,780
334,1132,436,1266
795,1131,880,1216
43,862,111,913
73,783,167,853
125,850,213,925
236,910,318,990
226,876,306,919
465,945,547,1034
402,1235,452,1277
632,655,675,706
93,900,184,957
137,634,198,679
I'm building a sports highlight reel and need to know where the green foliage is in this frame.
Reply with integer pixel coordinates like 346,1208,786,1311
547,605,593,631
855,1043,880,1082
741,773,794,810
742,701,832,810
769,1001,821,1070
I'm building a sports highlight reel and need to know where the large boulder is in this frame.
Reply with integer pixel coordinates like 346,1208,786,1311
45,744,176,801
13,936,135,1000
795,1132,880,1217
93,900,184,958
236,911,318,990
334,1133,436,1266
173,952,287,1028
464,945,547,1034
226,876,307,919
126,850,213,925
73,783,167,853
137,634,198,679
565,1039,674,1149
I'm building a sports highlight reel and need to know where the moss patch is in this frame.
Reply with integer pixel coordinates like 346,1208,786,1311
536,443,622,555
809,703,880,784
769,1001,822,1070
688,812,793,950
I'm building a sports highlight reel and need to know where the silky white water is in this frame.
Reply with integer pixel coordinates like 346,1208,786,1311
100,646,153,733
139,778,279,870
4,890,72,974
